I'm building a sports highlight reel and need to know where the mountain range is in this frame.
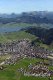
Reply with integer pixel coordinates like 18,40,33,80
0,11,53,24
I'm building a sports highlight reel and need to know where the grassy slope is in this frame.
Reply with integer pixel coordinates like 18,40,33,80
0,23,53,29
0,31,37,43
0,23,33,28
0,58,53,80
0,30,53,50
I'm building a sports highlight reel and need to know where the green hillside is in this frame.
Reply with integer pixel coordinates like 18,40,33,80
0,58,53,80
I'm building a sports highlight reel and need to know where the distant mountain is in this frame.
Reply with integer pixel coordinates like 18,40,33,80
0,11,53,24
0,13,18,18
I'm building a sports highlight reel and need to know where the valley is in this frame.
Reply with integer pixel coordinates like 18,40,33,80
0,11,53,80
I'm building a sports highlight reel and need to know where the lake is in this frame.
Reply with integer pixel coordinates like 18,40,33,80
0,26,22,33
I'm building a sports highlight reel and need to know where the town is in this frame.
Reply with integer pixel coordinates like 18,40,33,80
0,39,53,78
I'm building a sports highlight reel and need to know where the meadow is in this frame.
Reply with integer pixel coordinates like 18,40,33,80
0,57,53,80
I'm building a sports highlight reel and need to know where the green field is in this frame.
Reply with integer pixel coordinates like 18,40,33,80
0,23,33,28
0,23,53,29
0,30,52,50
0,58,53,80
0,31,37,43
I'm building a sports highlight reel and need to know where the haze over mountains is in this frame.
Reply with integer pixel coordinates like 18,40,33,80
0,11,53,24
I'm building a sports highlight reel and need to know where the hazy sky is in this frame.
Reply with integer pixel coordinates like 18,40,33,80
0,0,53,13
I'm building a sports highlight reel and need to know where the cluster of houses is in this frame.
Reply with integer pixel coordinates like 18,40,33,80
0,39,53,65
0,39,31,55
0,39,53,57
24,63,53,77
24,65,49,77
18,62,53,77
